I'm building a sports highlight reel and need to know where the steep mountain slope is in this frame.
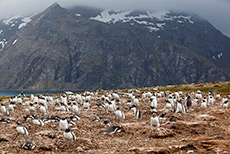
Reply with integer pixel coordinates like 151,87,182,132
0,3,229,90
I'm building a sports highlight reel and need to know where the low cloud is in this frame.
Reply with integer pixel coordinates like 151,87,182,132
0,0,229,37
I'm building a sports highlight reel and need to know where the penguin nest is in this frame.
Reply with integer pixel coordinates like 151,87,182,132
0,92,230,154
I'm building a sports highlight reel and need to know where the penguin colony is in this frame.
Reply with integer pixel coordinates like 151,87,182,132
0,88,230,153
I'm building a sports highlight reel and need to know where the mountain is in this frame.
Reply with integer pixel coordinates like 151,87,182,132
0,3,229,90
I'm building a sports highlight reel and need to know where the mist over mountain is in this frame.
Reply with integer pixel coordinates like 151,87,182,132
0,3,229,90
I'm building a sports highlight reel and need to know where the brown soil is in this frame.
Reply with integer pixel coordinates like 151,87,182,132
0,91,230,154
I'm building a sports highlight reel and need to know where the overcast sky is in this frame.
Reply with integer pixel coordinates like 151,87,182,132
0,0,230,37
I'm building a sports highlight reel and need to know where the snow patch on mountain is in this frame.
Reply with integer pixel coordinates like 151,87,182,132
3,16,20,25
91,10,195,32
12,39,17,45
18,16,33,29
0,39,7,51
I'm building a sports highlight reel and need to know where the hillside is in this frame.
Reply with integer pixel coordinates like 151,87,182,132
0,3,230,90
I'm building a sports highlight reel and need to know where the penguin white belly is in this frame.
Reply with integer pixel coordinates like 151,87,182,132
176,104,183,112
201,102,207,109
165,103,172,109
150,117,160,127
222,103,228,109
72,106,79,114
17,126,28,135
107,105,114,113
64,132,75,141
40,106,47,114
33,119,44,126
29,106,35,111
82,103,90,109
1,106,7,114
8,105,14,112
59,120,68,130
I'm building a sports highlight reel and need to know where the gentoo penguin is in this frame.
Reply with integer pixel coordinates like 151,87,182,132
40,103,48,115
63,128,76,141
208,95,215,105
22,140,36,150
101,119,111,126
150,95,157,109
32,115,44,126
150,113,160,127
174,100,186,113
8,102,15,112
196,90,202,100
1,104,9,115
104,126,123,134
158,112,166,121
70,114,80,121
82,100,90,110
59,117,68,131
44,115,61,123
23,114,34,121
201,98,207,109
60,102,69,112
96,103,105,108
105,101,115,113
0,117,11,123
16,122,29,136
129,104,141,119
222,100,228,109
133,97,139,106
29,103,36,112
216,93,221,99
186,96,192,110
114,107,125,120
165,100,172,109
91,116,100,122
222,96,228,105
72,102,80,115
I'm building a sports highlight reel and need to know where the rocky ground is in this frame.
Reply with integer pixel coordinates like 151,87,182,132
0,85,230,154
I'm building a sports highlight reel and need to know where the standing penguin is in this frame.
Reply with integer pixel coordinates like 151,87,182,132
1,104,9,115
29,103,36,112
201,97,207,109
59,117,68,131
114,107,125,120
63,128,76,141
40,103,48,115
16,122,29,136
174,99,186,113
72,102,80,115
8,102,15,112
186,96,192,110
129,104,141,119
150,113,160,127
222,100,228,109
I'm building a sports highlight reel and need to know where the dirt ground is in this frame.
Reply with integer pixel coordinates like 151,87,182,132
0,90,230,154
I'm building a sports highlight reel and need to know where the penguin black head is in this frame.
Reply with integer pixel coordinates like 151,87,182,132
65,128,71,132
152,113,156,117
16,121,21,125
116,107,120,110
73,102,77,105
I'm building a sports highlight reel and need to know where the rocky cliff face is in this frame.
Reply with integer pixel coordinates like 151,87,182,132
0,3,229,90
